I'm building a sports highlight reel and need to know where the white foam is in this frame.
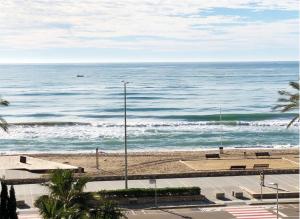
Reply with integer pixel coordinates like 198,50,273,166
0,145,298,155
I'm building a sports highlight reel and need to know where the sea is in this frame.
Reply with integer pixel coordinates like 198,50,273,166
0,62,298,153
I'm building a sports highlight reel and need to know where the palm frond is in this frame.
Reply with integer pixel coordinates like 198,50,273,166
277,98,291,102
73,177,89,192
273,81,299,128
278,90,292,96
287,115,299,128
0,117,8,132
281,103,297,112
290,94,299,102
36,169,123,218
35,195,65,219
0,98,9,132
0,99,9,106
289,81,299,90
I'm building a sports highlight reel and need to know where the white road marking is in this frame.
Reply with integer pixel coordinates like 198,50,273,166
236,216,277,219
225,206,279,219
278,211,288,217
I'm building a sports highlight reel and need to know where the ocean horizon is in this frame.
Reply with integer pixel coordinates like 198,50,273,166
0,61,298,153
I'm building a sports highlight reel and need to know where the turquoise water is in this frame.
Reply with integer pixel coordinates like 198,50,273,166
0,62,298,153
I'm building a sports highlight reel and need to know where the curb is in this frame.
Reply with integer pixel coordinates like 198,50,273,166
249,200,299,205
128,200,299,210
145,203,227,210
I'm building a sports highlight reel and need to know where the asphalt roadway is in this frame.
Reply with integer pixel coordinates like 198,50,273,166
126,204,299,219
18,204,299,219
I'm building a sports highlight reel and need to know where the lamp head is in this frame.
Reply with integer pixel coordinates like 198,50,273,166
268,182,278,186
121,80,129,84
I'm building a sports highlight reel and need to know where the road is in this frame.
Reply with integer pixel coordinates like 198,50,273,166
18,204,299,219
126,204,299,219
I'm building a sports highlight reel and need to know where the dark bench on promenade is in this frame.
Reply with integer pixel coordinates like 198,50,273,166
255,152,270,158
230,165,246,170
232,191,244,199
205,153,220,159
253,164,269,169
216,192,225,199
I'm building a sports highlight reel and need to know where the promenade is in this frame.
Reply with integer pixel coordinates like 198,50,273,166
14,174,299,207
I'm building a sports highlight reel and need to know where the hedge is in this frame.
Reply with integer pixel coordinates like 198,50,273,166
99,187,201,198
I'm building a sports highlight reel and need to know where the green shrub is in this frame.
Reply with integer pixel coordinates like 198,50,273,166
99,187,200,198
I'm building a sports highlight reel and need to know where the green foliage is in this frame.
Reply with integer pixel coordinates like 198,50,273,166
0,181,9,219
88,200,124,219
35,195,84,219
35,196,65,219
273,81,299,128
0,98,9,132
35,169,89,218
35,169,124,219
8,185,18,219
99,187,201,198
0,181,18,219
47,169,89,209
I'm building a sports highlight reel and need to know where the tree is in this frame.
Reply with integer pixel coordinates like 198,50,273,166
0,98,9,132
89,200,124,219
8,185,18,219
35,169,90,219
35,195,80,219
273,81,299,128
0,181,9,219
35,169,124,219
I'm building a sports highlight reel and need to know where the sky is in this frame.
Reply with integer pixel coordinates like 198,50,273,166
0,0,298,63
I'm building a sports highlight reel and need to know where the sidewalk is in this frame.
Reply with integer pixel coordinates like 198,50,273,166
14,174,299,208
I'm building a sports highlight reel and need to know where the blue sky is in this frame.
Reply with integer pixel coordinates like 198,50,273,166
0,0,298,63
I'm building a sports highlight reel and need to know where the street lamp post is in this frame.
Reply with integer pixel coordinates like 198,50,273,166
269,182,279,219
260,171,265,201
122,81,129,189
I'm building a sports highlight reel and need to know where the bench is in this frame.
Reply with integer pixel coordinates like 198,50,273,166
232,191,243,198
253,164,269,169
205,154,220,159
20,156,27,164
16,200,31,209
16,200,27,208
230,165,246,170
255,152,270,157
216,193,225,199
234,192,243,199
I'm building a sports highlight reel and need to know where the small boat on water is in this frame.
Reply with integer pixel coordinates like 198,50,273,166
77,74,84,77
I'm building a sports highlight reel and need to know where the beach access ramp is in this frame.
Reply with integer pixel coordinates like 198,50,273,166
0,155,79,173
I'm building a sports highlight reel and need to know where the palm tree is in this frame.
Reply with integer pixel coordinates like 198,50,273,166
35,169,124,219
273,81,299,128
0,98,9,132
35,196,66,219
35,169,89,219
47,169,89,208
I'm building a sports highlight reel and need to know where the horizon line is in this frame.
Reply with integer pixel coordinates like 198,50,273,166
0,60,298,65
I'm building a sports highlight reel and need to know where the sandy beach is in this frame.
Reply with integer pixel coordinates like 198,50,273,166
30,148,299,176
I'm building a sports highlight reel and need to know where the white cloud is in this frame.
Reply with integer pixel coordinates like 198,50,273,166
0,0,298,60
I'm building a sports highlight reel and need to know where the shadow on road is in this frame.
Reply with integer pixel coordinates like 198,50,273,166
160,209,193,219
264,185,288,192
